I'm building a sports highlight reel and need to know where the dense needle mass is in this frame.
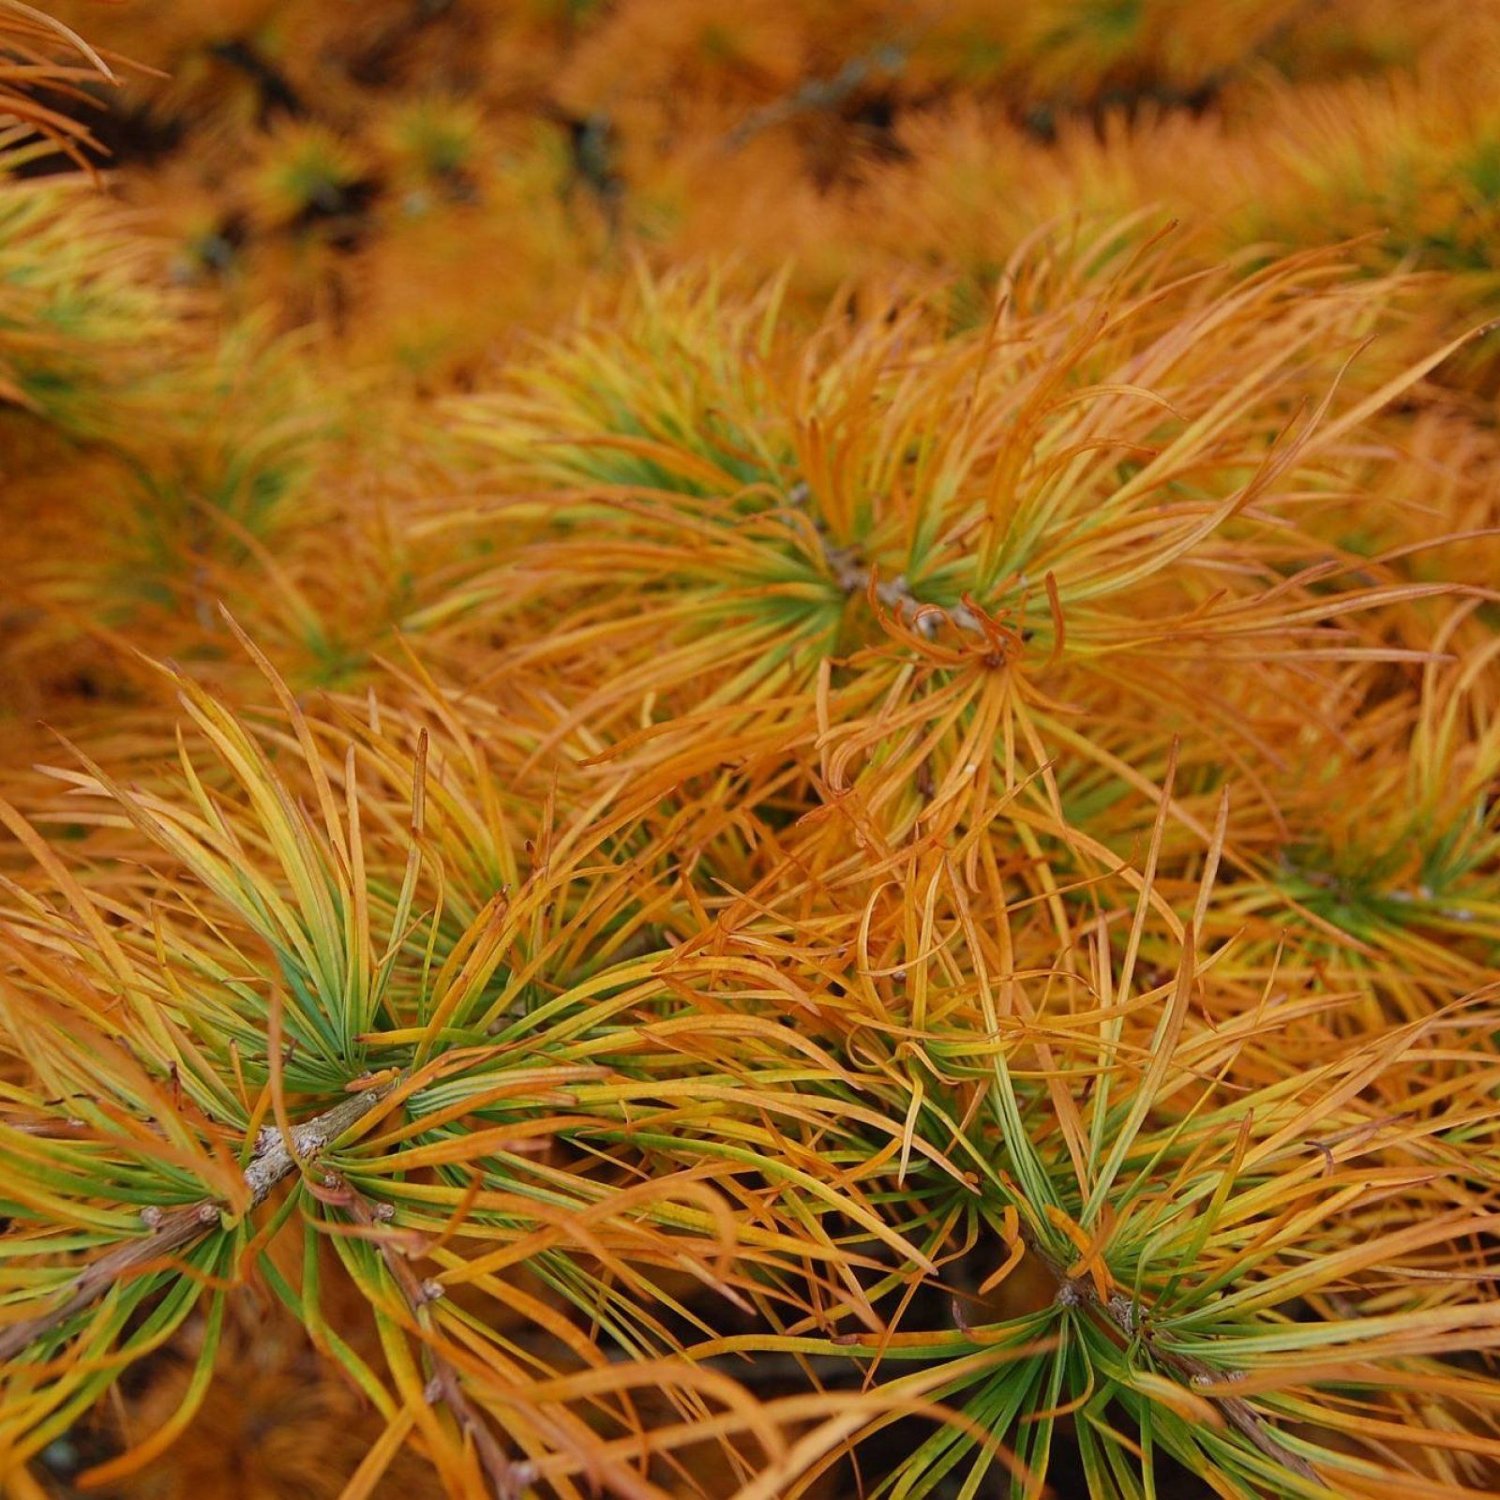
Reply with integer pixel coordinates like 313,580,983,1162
1,3,1498,1497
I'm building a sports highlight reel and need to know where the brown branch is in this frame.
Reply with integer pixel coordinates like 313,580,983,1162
328,1174,526,1500
726,41,909,149
820,531,983,640
1160,1336,1320,1482
243,1083,400,1203
0,1079,399,1363
1015,1228,1319,1483
793,490,994,642
0,1197,222,1362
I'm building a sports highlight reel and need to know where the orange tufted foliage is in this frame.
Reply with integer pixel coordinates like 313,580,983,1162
3,4,1500,1498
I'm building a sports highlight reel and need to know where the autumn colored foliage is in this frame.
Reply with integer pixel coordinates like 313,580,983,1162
1,3,1499,1498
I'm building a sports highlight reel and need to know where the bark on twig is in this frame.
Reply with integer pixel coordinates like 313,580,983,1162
822,536,984,639
792,488,991,641
329,1174,527,1500
243,1084,400,1203
1017,1229,1319,1483
726,42,909,149
0,1079,399,1362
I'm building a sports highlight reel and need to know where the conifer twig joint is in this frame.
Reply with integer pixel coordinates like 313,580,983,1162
0,1079,400,1364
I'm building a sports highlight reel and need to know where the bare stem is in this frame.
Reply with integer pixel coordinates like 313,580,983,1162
799,495,988,643
329,1174,525,1500
1013,1229,1319,1484
726,40,909,149
245,1083,400,1204
0,1079,399,1363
